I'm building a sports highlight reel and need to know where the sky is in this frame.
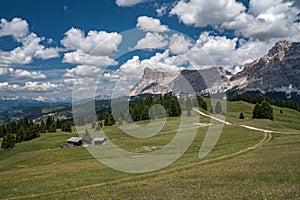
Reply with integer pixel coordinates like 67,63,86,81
0,0,299,101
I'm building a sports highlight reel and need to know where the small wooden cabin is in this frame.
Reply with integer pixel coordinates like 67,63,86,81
67,137,82,147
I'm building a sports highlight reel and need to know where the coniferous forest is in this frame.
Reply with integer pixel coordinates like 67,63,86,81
0,116,69,149
230,94,300,112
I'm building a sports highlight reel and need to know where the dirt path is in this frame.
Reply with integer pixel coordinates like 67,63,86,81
3,110,275,200
192,108,279,133
192,108,232,125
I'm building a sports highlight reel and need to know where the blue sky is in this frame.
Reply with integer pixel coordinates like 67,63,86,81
0,0,299,101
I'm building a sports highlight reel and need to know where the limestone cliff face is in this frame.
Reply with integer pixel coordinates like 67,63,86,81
130,40,300,96
130,67,231,96
129,68,177,96
172,67,231,95
231,40,300,92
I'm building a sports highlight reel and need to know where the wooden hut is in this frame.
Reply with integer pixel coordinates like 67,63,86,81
67,137,82,147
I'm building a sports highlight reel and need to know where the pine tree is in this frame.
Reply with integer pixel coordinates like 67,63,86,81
214,101,222,114
0,125,6,138
48,123,56,133
40,120,46,133
239,112,245,119
1,132,16,149
261,101,273,120
56,119,61,129
61,121,72,133
46,116,52,130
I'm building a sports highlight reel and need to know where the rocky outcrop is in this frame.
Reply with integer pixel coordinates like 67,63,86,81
130,67,232,96
172,67,231,95
129,68,177,96
231,40,300,92
130,40,300,96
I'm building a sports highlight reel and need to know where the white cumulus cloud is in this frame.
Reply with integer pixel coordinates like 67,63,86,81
61,28,122,56
221,0,300,41
62,50,118,66
169,33,192,54
0,18,29,41
24,81,59,91
63,65,106,100
0,68,47,79
136,16,169,32
64,65,102,78
134,32,168,50
103,50,185,96
0,67,14,75
0,82,20,91
181,32,273,70
14,69,47,79
0,33,60,67
0,18,60,67
0,81,61,92
115,0,147,7
170,0,246,27
61,28,122,66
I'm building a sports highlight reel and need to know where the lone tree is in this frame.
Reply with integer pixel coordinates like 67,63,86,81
239,112,245,119
253,100,273,120
214,101,222,114
61,121,72,133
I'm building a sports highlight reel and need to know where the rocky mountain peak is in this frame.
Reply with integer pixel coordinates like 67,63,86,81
129,68,176,96
264,40,292,63
245,40,292,70
130,67,232,96
142,67,173,80
130,40,300,97
218,67,233,77
230,40,300,92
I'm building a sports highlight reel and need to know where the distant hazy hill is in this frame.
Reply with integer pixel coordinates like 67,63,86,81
0,99,112,125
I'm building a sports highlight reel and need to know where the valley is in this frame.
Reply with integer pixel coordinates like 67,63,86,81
0,100,299,199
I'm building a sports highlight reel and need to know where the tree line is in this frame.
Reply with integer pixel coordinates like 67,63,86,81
230,93,300,112
104,95,208,125
75,94,208,127
239,100,274,121
95,95,182,126
0,116,73,149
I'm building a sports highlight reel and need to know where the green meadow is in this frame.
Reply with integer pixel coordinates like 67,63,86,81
0,101,299,199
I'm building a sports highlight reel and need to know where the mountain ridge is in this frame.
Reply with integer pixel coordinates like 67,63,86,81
130,40,300,97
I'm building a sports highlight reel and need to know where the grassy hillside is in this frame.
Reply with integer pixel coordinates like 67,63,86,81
208,99,300,133
0,101,299,199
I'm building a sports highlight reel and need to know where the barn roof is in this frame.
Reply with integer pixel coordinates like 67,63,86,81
67,137,82,143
